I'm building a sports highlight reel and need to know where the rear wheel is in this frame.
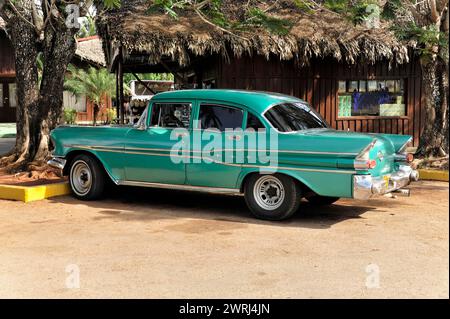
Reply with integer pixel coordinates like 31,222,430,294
244,174,301,221
306,195,340,206
69,154,105,200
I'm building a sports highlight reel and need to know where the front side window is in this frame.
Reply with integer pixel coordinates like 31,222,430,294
264,102,328,132
150,103,191,128
199,104,243,131
338,79,406,117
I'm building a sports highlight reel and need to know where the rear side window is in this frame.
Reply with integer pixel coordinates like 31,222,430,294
199,104,243,131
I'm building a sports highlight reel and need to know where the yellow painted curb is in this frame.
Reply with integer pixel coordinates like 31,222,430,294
0,182,71,203
418,169,449,182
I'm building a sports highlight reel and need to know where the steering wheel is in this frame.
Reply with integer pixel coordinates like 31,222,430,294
162,114,184,127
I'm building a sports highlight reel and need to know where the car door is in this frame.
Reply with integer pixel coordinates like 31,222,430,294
186,102,244,189
124,101,193,184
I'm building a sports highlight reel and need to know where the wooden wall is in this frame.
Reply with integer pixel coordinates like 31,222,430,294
0,30,15,77
212,54,424,146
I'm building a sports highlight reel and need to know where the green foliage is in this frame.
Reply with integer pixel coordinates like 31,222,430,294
147,0,292,35
77,15,97,38
64,65,116,107
148,0,190,19
103,0,122,9
392,22,449,61
380,0,402,20
292,0,315,13
103,108,117,124
63,108,77,125
323,0,378,25
245,8,293,35
323,0,348,13
204,0,228,28
123,73,174,85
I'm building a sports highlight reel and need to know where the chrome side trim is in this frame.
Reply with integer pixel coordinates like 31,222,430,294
63,145,357,174
64,144,358,156
117,180,241,194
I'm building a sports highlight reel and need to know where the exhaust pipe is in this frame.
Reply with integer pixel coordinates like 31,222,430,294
392,189,411,197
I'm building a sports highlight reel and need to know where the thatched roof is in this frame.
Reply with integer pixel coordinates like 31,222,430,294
74,36,106,67
97,0,411,69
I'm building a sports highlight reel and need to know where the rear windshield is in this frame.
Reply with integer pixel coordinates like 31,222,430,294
264,102,328,132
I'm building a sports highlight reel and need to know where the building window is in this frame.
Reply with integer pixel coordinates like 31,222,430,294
8,83,17,107
338,79,406,117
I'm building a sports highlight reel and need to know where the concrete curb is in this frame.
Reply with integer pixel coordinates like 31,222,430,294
0,182,71,203
418,169,449,182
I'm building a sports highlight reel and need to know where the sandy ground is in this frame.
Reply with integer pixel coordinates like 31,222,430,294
0,180,448,298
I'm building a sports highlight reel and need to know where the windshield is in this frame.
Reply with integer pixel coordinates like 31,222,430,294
264,102,328,132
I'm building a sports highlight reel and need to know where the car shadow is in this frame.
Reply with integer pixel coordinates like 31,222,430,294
49,185,384,229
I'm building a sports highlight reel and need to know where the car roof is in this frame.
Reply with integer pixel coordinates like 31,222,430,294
152,89,304,114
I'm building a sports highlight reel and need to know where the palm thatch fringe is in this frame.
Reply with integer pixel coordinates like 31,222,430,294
97,0,412,68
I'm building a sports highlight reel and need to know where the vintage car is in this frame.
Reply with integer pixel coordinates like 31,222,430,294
49,90,419,220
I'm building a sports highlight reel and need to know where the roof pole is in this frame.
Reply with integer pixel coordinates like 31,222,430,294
115,66,120,123
118,47,125,124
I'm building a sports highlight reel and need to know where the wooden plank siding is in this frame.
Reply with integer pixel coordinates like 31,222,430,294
0,31,15,78
213,54,424,146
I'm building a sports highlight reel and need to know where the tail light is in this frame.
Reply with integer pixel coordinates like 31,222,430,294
354,139,377,170
406,153,414,162
395,152,414,163
395,138,414,163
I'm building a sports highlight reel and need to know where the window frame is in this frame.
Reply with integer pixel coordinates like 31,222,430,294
245,110,267,131
336,78,409,120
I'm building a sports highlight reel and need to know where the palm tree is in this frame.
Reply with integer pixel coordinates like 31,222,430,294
64,65,116,125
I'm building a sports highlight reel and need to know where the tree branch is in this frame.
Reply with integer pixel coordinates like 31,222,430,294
4,0,40,32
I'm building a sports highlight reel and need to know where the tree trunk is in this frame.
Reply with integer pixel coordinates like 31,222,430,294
0,7,39,168
0,6,77,171
31,24,77,162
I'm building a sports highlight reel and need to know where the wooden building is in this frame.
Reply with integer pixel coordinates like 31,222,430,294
0,18,110,123
0,17,16,122
98,0,424,145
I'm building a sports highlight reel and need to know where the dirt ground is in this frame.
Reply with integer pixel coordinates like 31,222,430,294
0,180,448,298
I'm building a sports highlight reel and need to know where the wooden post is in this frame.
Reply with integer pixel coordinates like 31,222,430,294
115,67,120,122
117,49,125,124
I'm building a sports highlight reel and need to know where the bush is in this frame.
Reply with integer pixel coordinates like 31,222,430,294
104,107,117,124
63,108,77,125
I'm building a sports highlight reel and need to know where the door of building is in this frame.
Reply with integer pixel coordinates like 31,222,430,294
0,79,17,122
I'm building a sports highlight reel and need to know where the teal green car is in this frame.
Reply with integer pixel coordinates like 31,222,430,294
49,90,419,220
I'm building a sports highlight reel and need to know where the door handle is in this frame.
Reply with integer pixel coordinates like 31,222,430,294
228,135,242,141
175,132,188,137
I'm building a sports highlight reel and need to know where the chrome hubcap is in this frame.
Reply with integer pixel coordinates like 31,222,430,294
253,175,285,210
70,160,92,196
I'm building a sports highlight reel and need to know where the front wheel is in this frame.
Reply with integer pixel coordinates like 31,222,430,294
244,174,301,221
69,154,105,200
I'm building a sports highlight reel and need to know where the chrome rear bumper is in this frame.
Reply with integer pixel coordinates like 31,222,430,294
353,165,419,200
47,157,66,170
